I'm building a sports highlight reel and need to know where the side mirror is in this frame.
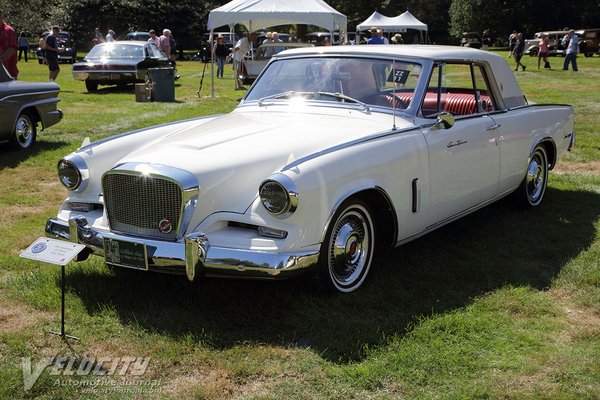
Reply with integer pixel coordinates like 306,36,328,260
432,112,455,130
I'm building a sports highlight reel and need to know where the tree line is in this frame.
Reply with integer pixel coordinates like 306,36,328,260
1,0,598,50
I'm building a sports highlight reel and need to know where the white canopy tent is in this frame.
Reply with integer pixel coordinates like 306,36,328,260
206,0,348,96
356,10,428,43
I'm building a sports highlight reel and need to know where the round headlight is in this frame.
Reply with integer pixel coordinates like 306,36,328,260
260,181,289,215
259,174,298,217
58,159,82,190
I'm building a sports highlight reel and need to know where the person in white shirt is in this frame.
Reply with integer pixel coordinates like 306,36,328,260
233,32,256,89
147,29,159,46
562,29,579,71
106,30,115,42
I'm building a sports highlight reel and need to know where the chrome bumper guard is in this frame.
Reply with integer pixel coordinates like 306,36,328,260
45,217,319,281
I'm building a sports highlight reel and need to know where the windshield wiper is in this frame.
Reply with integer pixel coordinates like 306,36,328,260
257,90,370,112
316,91,370,112
257,91,314,106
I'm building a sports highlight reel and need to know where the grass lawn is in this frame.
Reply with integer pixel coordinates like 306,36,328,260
0,52,599,399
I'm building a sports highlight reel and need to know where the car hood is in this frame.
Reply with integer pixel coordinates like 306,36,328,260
116,106,415,216
0,80,60,97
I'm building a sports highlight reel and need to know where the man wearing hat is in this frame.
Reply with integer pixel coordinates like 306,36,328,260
367,27,385,44
391,33,404,44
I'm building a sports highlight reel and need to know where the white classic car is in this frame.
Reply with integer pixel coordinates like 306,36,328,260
46,45,575,293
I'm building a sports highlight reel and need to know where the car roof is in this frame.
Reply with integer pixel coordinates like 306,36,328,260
273,44,525,107
95,40,147,46
276,44,503,63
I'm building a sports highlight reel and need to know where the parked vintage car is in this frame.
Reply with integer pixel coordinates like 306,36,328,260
36,31,77,64
0,64,62,150
525,30,568,57
577,28,600,57
460,32,481,48
242,42,313,83
46,45,575,293
72,41,171,92
124,32,151,41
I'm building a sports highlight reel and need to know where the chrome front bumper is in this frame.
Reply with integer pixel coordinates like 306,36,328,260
45,217,319,281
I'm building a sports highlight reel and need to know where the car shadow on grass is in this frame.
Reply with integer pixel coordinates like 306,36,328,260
0,140,69,171
65,187,600,363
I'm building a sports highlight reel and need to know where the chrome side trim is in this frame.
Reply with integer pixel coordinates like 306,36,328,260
567,131,575,151
282,126,420,171
46,217,319,280
0,90,60,102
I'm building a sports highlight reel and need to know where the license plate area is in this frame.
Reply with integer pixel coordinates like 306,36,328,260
103,238,148,270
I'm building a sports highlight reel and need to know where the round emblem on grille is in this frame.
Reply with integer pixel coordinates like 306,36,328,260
158,219,173,234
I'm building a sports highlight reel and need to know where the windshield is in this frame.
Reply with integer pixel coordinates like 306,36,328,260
86,44,144,59
245,57,422,110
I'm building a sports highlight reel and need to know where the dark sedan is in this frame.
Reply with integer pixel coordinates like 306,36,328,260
72,41,171,92
0,65,63,150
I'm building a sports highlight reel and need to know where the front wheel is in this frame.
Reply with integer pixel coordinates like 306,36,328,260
318,199,375,293
85,80,98,92
10,111,37,150
514,145,548,208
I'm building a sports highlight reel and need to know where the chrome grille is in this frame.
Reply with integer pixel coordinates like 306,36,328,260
103,173,182,241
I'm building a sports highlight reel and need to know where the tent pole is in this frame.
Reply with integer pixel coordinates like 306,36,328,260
210,29,215,98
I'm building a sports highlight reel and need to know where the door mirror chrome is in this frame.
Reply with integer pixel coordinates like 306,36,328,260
432,112,455,130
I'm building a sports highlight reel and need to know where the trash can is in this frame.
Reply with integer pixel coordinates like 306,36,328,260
148,67,175,102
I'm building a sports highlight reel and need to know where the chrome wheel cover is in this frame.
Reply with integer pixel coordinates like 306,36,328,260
328,205,373,291
15,114,34,148
526,149,547,205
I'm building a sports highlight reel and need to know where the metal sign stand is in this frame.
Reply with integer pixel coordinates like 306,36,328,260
20,238,87,342
49,263,80,341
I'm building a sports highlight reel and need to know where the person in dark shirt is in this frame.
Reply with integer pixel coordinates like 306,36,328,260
212,35,229,78
45,26,62,82
513,32,526,71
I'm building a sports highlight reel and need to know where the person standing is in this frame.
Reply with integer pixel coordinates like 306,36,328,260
45,26,62,82
18,31,29,62
508,31,517,57
233,32,255,90
513,32,526,71
538,33,550,70
157,29,171,56
562,29,579,71
0,9,18,78
148,29,159,46
367,27,385,44
93,27,104,45
213,35,228,78
106,29,115,42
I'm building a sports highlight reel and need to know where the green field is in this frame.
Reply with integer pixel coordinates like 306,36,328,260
1,52,599,399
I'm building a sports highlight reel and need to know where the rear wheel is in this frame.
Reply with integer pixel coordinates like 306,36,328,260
318,199,375,293
85,80,98,92
10,111,37,150
514,145,548,208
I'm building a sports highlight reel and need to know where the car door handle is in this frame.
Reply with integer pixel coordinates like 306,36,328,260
447,140,468,148
486,124,501,131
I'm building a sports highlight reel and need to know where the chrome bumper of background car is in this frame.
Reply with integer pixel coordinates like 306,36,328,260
45,217,319,280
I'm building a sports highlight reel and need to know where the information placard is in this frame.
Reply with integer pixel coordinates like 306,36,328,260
20,237,86,266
